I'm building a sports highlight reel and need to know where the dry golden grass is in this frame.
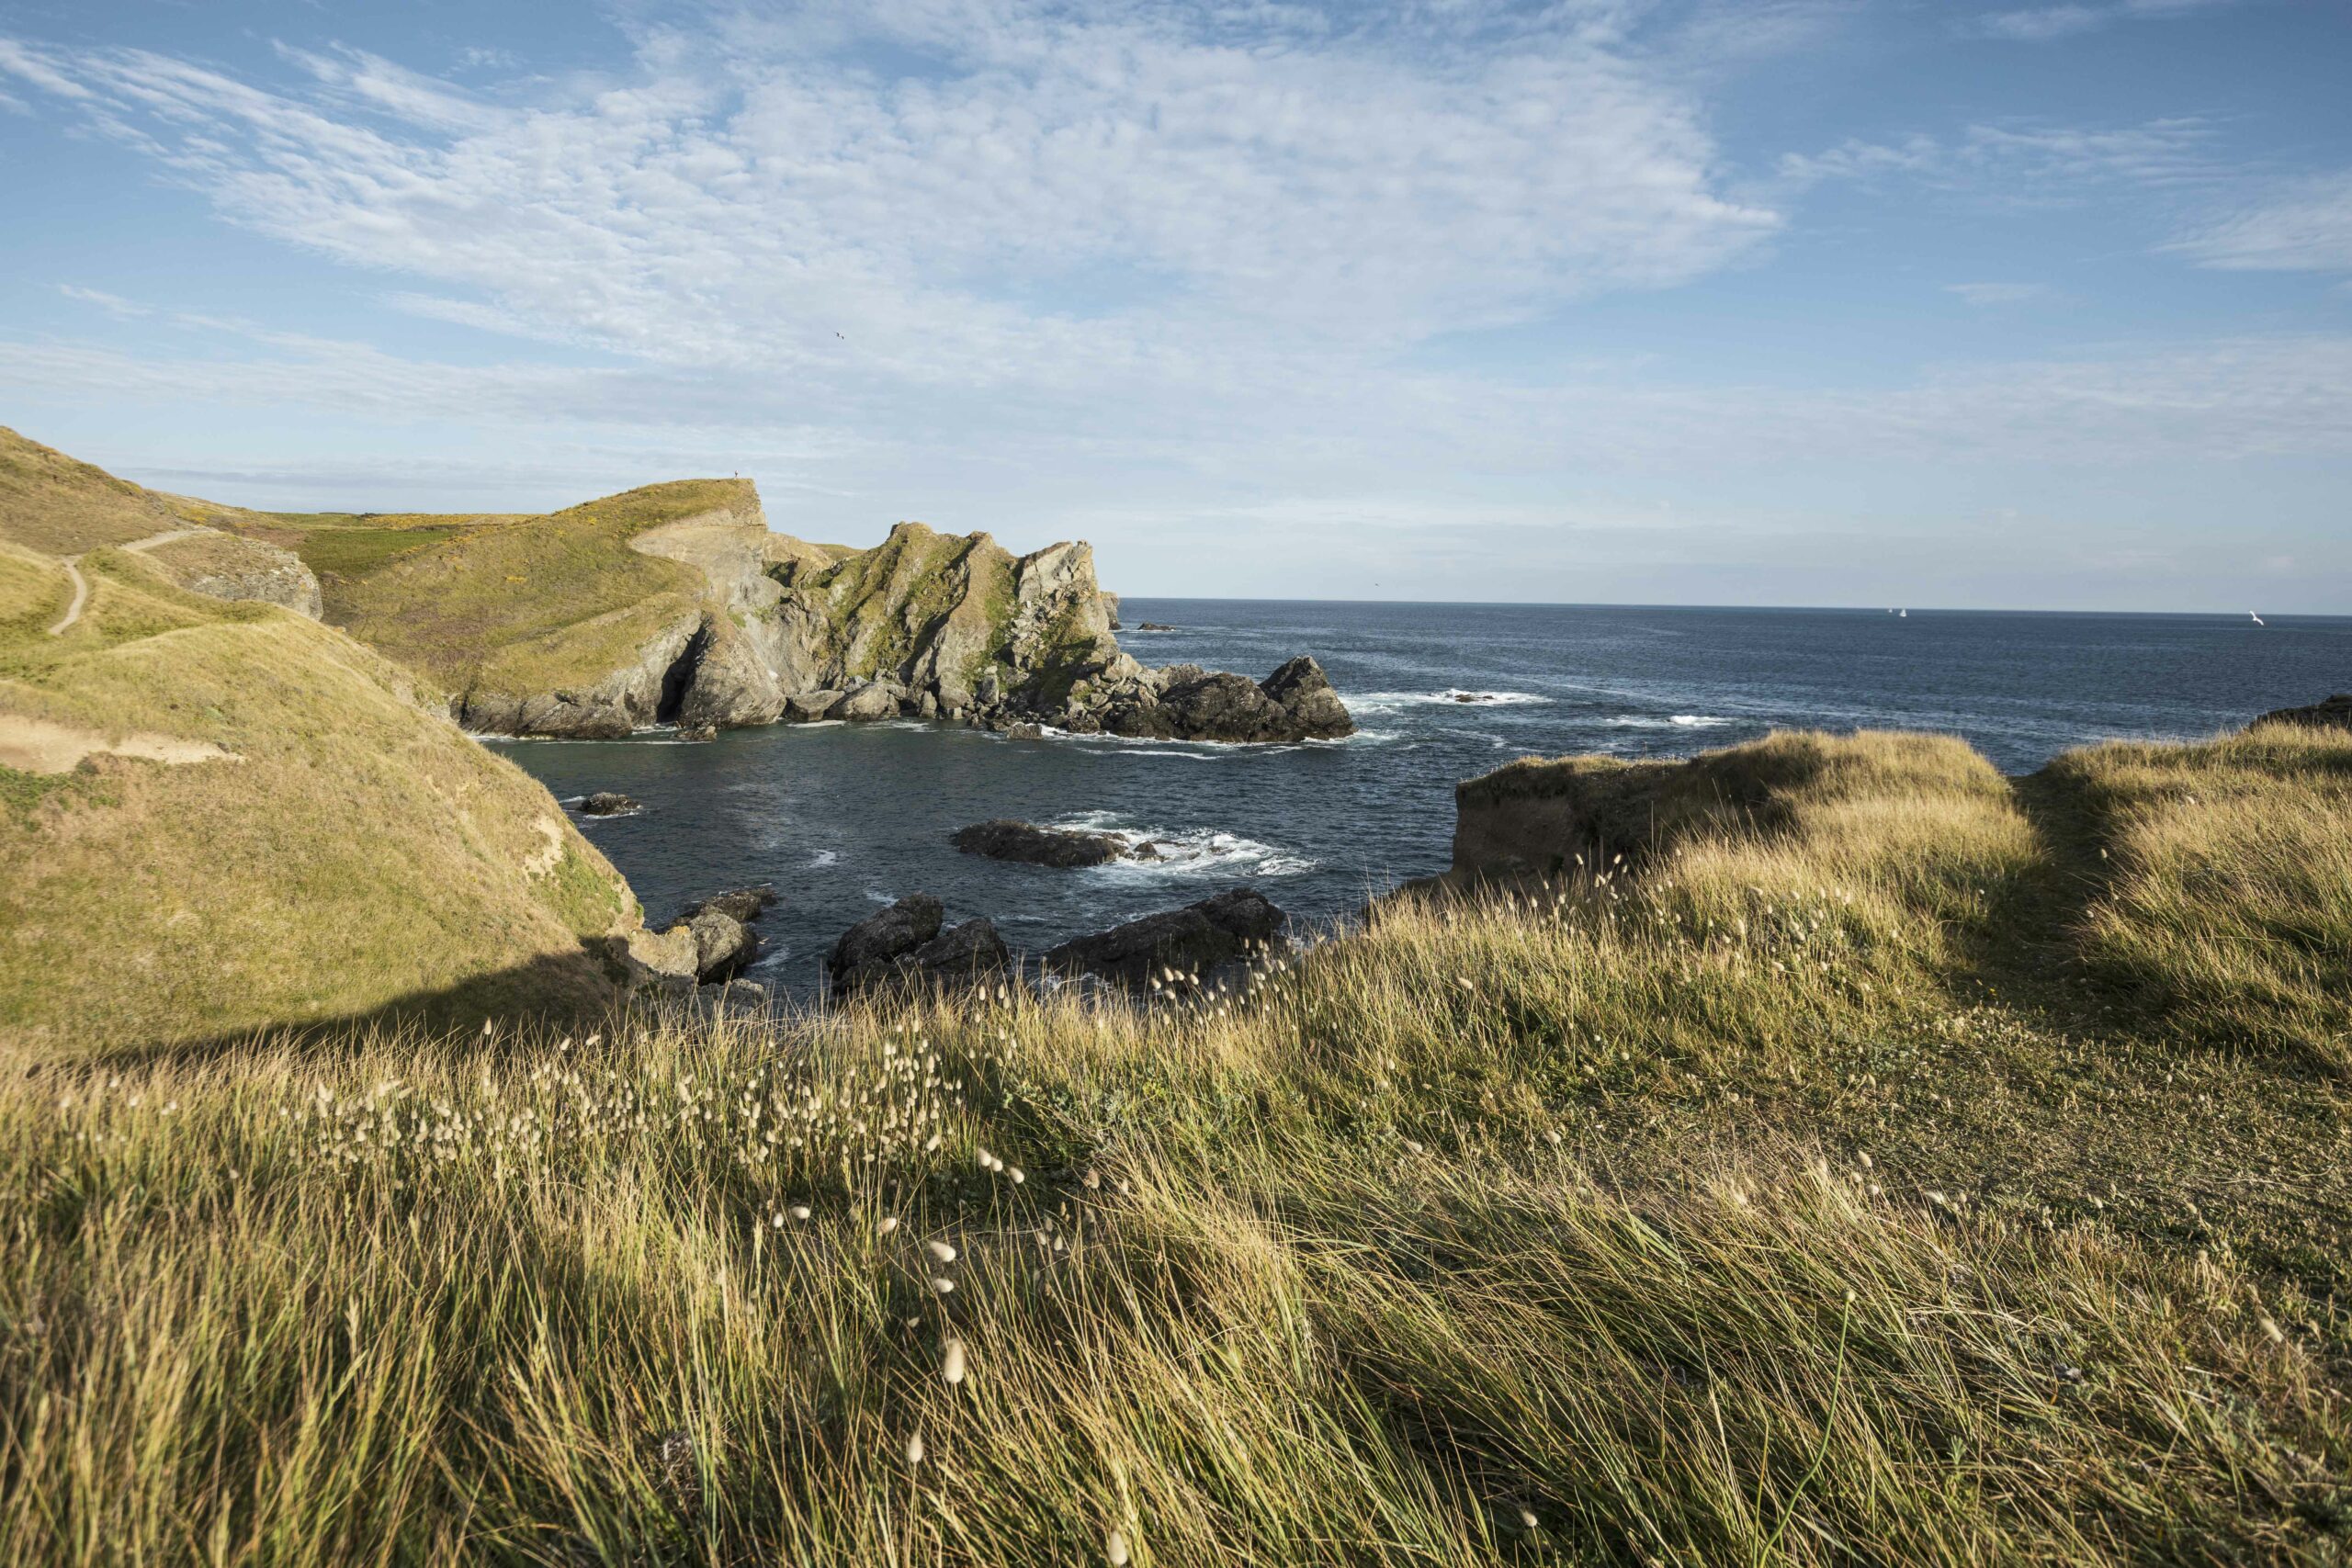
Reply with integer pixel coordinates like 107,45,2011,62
2041,725,2352,1073
332,479,757,701
0,548,643,1055
3,726,2347,1563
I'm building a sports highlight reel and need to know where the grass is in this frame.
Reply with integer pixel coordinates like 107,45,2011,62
2,727,2347,1563
330,479,755,702
0,542,645,1055
2038,725,2352,1074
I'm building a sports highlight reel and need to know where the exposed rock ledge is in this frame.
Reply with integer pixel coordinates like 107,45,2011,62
2252,694,2352,733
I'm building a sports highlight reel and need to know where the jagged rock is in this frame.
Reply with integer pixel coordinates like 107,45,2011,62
1005,722,1045,740
902,918,1011,982
1136,621,1176,632
827,895,1008,992
676,724,719,742
953,819,1127,867
626,923,700,988
1044,887,1287,987
1262,656,1353,737
829,681,905,721
2253,694,2352,733
785,689,842,722
1097,657,1353,744
687,908,758,982
683,884,777,923
830,894,944,985
580,792,640,817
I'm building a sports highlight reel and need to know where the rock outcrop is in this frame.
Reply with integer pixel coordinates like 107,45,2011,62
828,894,1010,992
687,908,758,982
2253,694,2352,733
1087,656,1353,743
952,820,1145,867
581,792,639,817
1044,887,1287,987
683,884,778,923
140,532,323,619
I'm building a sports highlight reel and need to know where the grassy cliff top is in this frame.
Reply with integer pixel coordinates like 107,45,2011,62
0,455,645,1055
328,479,759,697
2,721,2345,1562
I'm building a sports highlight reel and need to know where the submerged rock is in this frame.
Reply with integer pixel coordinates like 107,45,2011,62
952,819,1130,868
1044,887,1287,987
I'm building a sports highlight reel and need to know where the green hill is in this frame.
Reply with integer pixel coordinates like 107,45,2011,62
0,434,656,1057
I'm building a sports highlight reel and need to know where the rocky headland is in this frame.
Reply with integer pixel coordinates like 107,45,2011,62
321,485,1351,746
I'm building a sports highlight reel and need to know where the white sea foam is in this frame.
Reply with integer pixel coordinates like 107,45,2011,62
1603,714,1734,729
808,849,841,868
1045,814,1316,877
1348,689,1547,716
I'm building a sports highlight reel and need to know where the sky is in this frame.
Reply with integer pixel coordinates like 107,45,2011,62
2,0,2348,611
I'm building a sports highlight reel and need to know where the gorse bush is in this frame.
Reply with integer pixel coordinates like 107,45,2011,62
2,726,2348,1564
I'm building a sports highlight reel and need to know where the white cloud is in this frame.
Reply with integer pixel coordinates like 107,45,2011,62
1967,0,2249,42
0,6,1779,395
57,284,152,320
1781,118,2214,192
2170,172,2352,273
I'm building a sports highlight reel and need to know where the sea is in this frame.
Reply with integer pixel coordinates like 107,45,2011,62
490,601,2352,998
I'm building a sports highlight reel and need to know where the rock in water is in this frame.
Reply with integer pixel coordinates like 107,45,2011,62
1261,655,1354,738
687,908,758,982
682,884,779,923
952,819,1127,867
828,895,1009,992
2253,694,2352,733
1045,887,1287,987
904,918,1012,982
831,894,944,987
1095,656,1354,744
580,792,640,817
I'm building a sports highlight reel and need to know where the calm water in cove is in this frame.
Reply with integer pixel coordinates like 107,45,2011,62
492,601,2352,997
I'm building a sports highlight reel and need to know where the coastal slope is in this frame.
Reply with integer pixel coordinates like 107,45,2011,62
0,434,662,1056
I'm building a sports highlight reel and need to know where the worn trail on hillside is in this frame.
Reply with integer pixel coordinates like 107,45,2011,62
44,527,215,636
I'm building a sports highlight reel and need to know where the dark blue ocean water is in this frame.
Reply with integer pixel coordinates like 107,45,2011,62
492,601,2351,996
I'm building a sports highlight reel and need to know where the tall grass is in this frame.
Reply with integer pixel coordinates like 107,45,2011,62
4,727,2348,1563
2045,725,2352,1072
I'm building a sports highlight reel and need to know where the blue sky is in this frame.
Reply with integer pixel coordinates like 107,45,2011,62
3,0,2348,610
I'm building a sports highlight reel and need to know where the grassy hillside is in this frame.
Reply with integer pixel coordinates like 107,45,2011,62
2,727,2343,1564
0,447,650,1055
327,480,755,700
0,426,250,554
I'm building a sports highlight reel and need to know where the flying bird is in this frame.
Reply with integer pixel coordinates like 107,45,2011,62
2250,611,2265,626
